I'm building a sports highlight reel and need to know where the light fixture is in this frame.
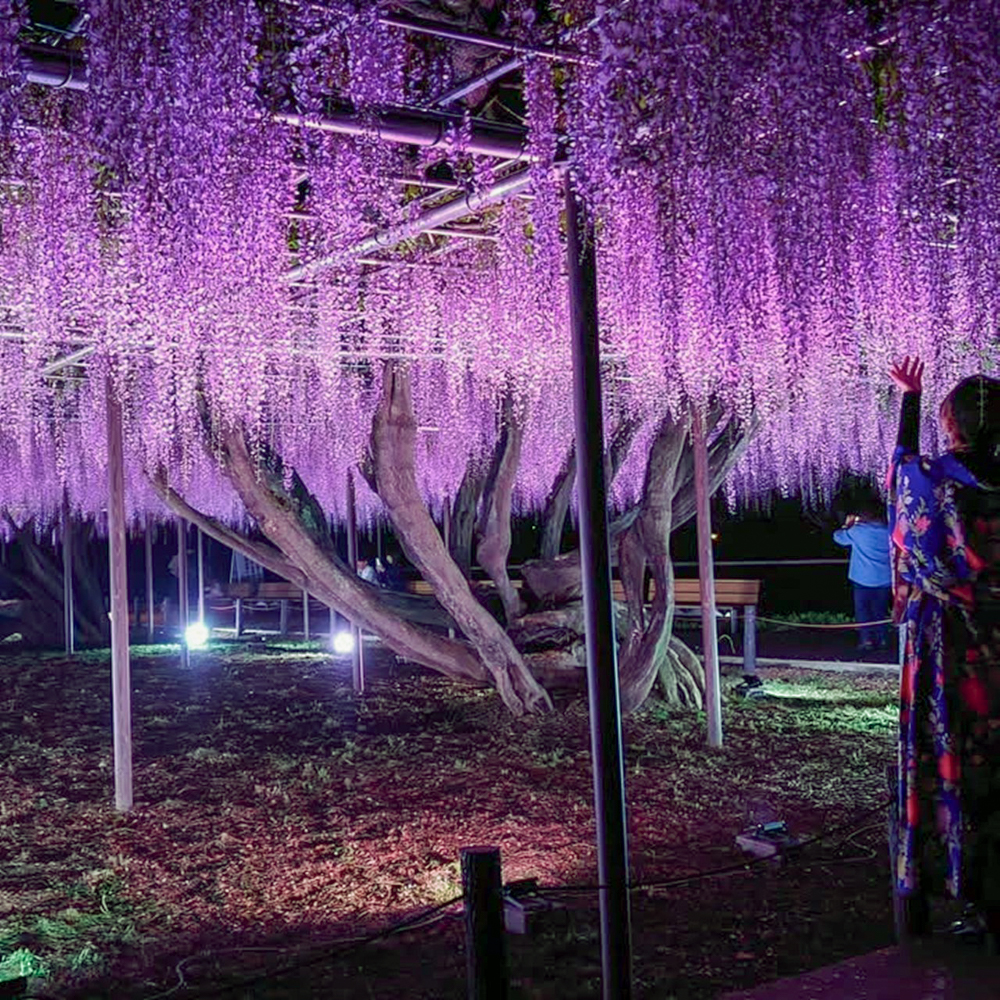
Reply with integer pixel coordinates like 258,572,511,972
185,621,210,649
332,630,355,655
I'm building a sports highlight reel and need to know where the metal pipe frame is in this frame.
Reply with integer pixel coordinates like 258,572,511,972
565,173,633,999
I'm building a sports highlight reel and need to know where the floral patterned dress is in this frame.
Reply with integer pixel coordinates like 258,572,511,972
888,393,1000,910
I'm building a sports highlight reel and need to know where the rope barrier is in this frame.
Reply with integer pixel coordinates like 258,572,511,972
753,615,895,631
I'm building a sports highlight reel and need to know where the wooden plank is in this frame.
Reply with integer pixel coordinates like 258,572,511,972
610,578,760,606
106,379,133,812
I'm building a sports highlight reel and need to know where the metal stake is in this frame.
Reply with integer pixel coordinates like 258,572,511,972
565,172,632,1000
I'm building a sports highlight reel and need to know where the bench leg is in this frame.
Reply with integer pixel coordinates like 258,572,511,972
743,604,757,678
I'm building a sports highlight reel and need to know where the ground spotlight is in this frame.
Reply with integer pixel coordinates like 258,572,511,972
185,621,210,649
332,630,355,655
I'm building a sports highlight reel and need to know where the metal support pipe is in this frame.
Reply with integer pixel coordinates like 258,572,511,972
196,526,205,624
177,519,189,668
62,497,75,655
692,405,723,748
288,165,542,280
346,472,364,692
106,378,133,811
380,12,592,63
565,172,632,1000
302,589,310,640
144,516,154,643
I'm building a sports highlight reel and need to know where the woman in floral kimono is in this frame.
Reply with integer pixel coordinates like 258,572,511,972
888,356,1000,942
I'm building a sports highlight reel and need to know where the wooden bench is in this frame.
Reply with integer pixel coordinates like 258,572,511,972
612,577,761,675
221,580,315,637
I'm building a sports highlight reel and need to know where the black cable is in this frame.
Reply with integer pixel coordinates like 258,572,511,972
167,893,464,999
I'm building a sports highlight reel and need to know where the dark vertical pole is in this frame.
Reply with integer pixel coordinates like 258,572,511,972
62,495,75,655
196,526,205,624
106,378,132,811
177,519,189,668
346,471,364,691
565,172,632,1000
461,846,508,1000
144,515,154,643
302,588,310,640
443,497,455,639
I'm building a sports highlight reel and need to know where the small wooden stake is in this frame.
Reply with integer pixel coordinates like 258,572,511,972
692,404,723,748
461,846,508,1000
106,378,133,811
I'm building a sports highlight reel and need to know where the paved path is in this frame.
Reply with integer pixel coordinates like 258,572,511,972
719,940,1000,999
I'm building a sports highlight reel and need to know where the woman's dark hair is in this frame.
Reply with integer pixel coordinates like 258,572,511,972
941,374,1000,458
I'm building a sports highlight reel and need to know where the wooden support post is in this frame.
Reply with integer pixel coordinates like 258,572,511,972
279,599,290,635
443,497,455,640
302,589,310,640
197,526,205,624
692,405,723,748
62,497,75,655
461,847,508,1000
346,471,364,692
106,378,133,811
177,519,189,668
144,515,154,643
743,605,757,678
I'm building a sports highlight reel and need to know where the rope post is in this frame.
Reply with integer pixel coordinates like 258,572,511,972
743,605,757,678
461,846,508,1000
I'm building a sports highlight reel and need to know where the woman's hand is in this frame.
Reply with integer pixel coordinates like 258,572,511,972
890,356,924,394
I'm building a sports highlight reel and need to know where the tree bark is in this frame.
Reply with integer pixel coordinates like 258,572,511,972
153,439,488,686
449,459,485,577
476,395,525,623
370,362,551,715
539,445,576,562
617,412,689,713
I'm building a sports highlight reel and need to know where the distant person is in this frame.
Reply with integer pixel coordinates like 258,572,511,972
833,501,892,652
357,557,378,585
379,552,406,592
888,356,1000,943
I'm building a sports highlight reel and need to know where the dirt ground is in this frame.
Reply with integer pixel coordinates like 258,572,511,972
0,639,906,998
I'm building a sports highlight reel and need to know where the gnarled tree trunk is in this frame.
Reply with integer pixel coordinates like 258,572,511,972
476,394,525,623
370,362,551,715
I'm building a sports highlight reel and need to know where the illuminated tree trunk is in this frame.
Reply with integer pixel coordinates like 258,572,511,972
370,363,552,716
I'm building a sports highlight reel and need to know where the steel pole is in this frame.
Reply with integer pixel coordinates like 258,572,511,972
177,519,189,668
196,526,205,624
346,472,364,692
564,172,632,1000
144,516,155,643
106,378,133,811
692,405,723,748
62,496,75,655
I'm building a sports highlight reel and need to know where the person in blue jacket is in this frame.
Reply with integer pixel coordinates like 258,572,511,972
834,501,892,651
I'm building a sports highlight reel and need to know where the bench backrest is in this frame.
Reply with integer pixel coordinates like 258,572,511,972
611,577,760,606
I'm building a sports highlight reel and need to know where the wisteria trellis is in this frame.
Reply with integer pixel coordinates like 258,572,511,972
0,0,998,528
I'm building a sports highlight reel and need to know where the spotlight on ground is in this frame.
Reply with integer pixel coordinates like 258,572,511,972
332,630,355,655
185,621,210,649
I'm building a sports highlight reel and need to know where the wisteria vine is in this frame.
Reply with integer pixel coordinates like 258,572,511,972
0,0,997,529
